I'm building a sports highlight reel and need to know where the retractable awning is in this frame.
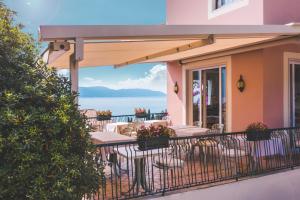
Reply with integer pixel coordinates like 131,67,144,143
39,24,300,100
40,24,300,69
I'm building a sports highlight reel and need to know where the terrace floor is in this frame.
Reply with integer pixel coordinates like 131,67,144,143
155,167,300,200
95,153,299,200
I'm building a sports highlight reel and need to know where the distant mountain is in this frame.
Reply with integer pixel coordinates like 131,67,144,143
79,86,166,97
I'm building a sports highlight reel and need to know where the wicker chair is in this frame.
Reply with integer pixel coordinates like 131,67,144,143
207,123,225,134
119,123,137,137
153,147,185,192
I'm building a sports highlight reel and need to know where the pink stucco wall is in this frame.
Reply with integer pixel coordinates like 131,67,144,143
167,61,183,125
167,0,263,25
263,0,300,25
167,0,300,25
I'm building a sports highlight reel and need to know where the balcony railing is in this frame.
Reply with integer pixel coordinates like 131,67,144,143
86,127,300,200
86,112,168,132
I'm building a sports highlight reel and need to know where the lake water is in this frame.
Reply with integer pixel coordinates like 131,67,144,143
79,97,167,115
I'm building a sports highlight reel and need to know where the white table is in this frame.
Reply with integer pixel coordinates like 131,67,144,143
117,146,162,193
174,127,209,137
90,131,135,144
105,122,130,133
144,120,168,127
90,131,135,178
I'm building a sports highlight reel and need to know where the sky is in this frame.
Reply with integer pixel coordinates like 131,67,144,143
4,0,167,93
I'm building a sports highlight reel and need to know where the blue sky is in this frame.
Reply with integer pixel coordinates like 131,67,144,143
5,0,167,93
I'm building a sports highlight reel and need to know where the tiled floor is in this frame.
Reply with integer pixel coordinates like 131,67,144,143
92,153,295,200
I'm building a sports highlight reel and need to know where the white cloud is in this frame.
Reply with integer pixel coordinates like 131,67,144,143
57,69,69,77
26,1,32,6
80,64,167,93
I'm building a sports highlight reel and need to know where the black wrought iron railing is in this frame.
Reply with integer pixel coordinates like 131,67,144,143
86,112,168,131
86,127,300,200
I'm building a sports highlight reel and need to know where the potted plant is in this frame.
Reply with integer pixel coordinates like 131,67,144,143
137,125,175,151
96,110,112,121
134,108,148,118
246,122,271,141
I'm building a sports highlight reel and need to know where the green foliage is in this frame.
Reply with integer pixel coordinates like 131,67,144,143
0,2,99,199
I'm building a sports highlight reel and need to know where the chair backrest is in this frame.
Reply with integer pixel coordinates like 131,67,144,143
84,109,97,118
162,115,172,126
208,123,224,134
119,123,136,137
193,121,202,127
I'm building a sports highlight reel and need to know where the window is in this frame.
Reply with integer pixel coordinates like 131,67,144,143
208,0,249,19
215,0,238,10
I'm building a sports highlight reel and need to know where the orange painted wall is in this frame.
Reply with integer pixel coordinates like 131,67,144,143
231,50,264,132
231,44,300,131
262,44,300,128
167,61,183,125
167,43,300,131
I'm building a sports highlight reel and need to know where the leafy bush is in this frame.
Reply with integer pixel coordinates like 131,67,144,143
0,2,99,199
246,122,268,133
137,125,176,141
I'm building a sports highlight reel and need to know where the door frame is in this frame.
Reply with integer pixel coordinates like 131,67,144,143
284,52,300,127
191,66,224,128
182,56,232,131
288,61,300,127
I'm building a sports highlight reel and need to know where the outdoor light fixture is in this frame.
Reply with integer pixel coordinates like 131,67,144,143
237,75,245,92
174,81,179,94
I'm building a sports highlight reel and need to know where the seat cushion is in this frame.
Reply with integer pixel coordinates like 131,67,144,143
155,158,184,168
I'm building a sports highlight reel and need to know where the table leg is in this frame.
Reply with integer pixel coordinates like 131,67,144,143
139,158,150,191
123,157,150,195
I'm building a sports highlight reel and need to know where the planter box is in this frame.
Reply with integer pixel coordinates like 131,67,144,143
246,131,271,141
135,113,148,118
138,136,169,151
97,115,111,121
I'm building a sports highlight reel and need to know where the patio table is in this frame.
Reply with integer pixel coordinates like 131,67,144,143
105,122,130,133
144,120,168,127
117,146,161,194
168,125,197,130
175,127,209,137
90,131,135,144
90,132,135,177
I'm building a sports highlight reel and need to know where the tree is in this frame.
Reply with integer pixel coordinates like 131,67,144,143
0,2,99,199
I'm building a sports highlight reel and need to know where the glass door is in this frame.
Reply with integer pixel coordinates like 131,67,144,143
192,66,226,129
290,62,300,126
201,68,220,128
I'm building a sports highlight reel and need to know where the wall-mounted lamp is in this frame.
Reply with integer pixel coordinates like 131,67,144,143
174,81,179,94
237,75,245,92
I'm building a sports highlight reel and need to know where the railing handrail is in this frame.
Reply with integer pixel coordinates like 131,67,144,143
86,112,167,119
89,126,300,200
94,126,300,147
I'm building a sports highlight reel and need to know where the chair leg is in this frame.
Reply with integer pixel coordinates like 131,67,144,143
171,169,174,188
162,167,167,196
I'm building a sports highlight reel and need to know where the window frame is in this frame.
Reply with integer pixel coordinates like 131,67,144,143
208,0,249,19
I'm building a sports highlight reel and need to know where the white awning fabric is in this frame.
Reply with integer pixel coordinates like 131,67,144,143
39,24,300,69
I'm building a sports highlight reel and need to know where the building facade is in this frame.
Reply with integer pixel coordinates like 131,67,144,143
166,0,300,131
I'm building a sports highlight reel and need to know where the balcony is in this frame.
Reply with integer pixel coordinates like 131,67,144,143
83,127,300,200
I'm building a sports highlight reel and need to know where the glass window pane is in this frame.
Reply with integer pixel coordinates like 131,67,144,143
192,71,200,125
202,68,219,129
221,67,226,130
295,64,300,126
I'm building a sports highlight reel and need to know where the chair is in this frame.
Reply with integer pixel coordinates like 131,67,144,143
193,121,202,127
207,123,224,134
189,123,224,162
119,123,137,137
216,135,248,178
153,147,185,192
82,109,105,131
162,115,172,126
